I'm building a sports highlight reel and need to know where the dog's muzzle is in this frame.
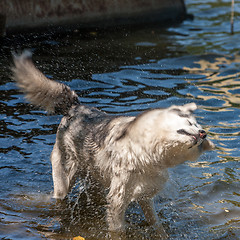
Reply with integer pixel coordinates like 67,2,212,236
177,129,207,148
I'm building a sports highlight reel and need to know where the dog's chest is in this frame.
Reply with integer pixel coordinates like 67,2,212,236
129,169,169,201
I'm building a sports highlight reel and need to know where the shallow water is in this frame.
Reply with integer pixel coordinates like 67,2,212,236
1,0,240,239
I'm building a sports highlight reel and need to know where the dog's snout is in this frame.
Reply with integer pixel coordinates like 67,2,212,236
199,130,207,139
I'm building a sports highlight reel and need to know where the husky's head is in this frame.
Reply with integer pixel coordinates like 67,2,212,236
166,103,210,148
127,103,215,167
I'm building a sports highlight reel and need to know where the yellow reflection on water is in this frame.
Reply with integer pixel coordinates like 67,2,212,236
184,54,240,107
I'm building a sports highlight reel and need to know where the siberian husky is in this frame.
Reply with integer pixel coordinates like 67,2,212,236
12,51,215,238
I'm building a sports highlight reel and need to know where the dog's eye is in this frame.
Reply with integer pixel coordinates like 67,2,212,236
188,120,199,128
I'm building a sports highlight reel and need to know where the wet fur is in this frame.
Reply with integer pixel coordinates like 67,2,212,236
12,51,215,236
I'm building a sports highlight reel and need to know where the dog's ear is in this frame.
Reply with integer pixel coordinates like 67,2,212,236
182,103,197,112
169,103,197,115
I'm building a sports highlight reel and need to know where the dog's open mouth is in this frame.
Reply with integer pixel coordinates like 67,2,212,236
177,129,207,148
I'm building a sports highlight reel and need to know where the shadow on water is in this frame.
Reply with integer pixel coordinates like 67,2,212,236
1,0,240,239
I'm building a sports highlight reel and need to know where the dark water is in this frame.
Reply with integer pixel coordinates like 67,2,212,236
1,0,240,239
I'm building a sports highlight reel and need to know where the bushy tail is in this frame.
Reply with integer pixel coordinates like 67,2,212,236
12,51,79,115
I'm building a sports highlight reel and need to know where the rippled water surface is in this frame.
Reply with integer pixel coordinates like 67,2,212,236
1,0,240,239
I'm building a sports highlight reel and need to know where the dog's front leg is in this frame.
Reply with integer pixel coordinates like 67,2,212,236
139,199,158,225
51,142,78,199
106,174,130,239
139,199,168,239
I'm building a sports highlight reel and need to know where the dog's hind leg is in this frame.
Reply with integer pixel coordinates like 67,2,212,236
51,142,78,199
